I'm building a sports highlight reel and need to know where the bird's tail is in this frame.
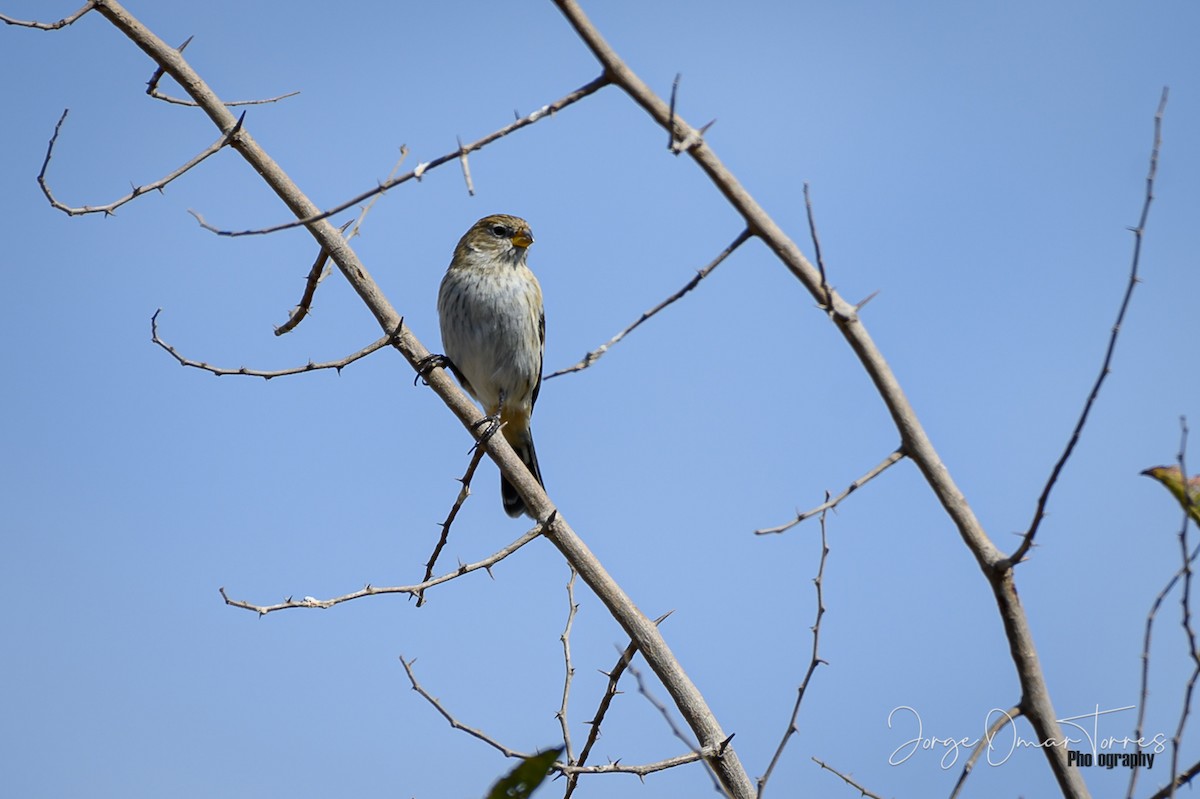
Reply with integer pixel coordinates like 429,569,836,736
501,431,543,518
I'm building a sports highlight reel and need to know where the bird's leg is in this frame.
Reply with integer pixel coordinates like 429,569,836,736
414,353,455,386
468,389,505,453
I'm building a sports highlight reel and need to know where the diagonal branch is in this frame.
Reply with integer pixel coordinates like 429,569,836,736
546,228,752,379
755,448,905,535
86,4,751,795
1009,87,1169,567
549,1,1093,794
147,36,299,107
188,74,611,238
564,611,673,799
414,442,489,608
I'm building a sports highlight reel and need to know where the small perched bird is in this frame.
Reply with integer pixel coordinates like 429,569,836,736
1142,465,1200,525
438,214,545,518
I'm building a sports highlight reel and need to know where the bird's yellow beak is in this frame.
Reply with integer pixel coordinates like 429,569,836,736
512,229,534,248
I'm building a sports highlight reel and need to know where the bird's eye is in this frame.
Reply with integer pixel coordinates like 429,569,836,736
489,224,509,237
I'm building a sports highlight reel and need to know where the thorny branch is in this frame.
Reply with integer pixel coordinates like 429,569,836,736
414,442,489,608
400,656,702,780
1171,421,1197,798
757,502,831,797
188,74,611,238
1130,420,1199,799
220,523,545,615
1009,86,1169,567
147,36,299,107
755,448,905,535
549,0,1163,793
277,147,406,337
0,3,94,29
811,757,884,799
546,228,752,379
626,659,726,795
151,309,394,379
38,108,239,217
558,570,579,765
563,611,673,799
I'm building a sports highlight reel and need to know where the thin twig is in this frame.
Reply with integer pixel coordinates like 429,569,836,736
146,36,299,107
1009,86,1169,566
220,523,546,615
755,448,904,535
757,499,831,797
414,443,489,608
401,656,702,779
949,705,1022,799
1171,420,1196,799
558,569,580,764
457,135,475,196
151,309,391,379
667,74,680,150
189,74,610,237
1146,759,1200,799
546,228,752,379
1129,519,1200,797
38,108,236,217
400,656,530,758
0,3,94,29
810,757,884,799
627,660,723,794
564,611,674,799
275,149,408,336
803,182,832,309
274,218,355,336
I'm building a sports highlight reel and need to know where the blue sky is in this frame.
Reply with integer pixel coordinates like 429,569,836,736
2,1,1199,797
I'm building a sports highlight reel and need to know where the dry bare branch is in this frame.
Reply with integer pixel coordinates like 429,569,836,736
1129,519,1200,797
811,757,884,799
400,656,529,758
564,611,673,799
1009,86,1169,566
38,108,237,217
0,3,94,29
949,705,1023,799
558,569,580,764
1145,759,1200,799
803,182,833,309
275,151,408,337
146,35,300,107
757,501,831,797
626,660,724,794
549,1,1136,793
273,218,354,336
402,656,703,781
151,309,393,379
188,74,611,237
755,448,905,535
546,228,752,379
1170,421,1197,797
414,442,489,608
219,523,545,615
456,135,476,196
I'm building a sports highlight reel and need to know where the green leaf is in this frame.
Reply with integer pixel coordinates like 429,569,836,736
484,747,564,799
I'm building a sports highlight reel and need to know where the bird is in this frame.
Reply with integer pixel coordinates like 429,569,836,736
437,214,545,518
1142,465,1200,525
